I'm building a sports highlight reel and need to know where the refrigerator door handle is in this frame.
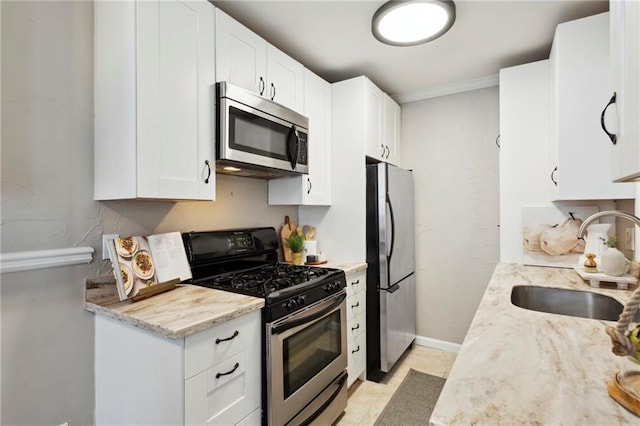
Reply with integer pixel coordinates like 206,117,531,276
379,283,400,293
386,193,396,263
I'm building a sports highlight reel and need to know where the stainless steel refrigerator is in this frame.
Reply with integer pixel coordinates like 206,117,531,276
365,162,416,382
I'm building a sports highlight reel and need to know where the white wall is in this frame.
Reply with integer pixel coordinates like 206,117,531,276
401,87,500,345
0,2,297,424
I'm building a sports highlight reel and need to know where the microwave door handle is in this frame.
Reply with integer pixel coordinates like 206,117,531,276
286,125,300,170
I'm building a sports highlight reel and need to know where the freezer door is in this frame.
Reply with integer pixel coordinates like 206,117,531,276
379,274,416,372
384,164,415,286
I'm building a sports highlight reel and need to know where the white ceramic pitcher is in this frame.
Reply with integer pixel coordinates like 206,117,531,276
582,223,611,268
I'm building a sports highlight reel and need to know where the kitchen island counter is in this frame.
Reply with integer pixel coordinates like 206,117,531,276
431,262,637,425
85,277,264,340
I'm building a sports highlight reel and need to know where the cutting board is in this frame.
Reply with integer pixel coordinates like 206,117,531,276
279,216,296,262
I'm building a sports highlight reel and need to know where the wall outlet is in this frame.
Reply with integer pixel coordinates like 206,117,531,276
625,227,635,251
102,234,118,260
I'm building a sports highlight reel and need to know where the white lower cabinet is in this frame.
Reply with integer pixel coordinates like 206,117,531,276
95,310,261,426
345,270,366,387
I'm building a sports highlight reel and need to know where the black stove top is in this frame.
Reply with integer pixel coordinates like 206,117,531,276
182,228,346,321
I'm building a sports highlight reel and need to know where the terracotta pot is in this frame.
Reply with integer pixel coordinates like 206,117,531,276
291,252,303,265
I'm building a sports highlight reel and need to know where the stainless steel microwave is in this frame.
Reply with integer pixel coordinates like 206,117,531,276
216,82,309,179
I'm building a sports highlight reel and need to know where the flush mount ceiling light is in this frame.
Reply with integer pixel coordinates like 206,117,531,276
372,0,456,46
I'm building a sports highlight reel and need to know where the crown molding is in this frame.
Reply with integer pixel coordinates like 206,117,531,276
394,74,499,104
1,247,94,274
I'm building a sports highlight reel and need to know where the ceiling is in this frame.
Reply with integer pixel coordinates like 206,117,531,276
211,0,609,103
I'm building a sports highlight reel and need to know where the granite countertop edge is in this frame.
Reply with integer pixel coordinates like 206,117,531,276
85,282,264,340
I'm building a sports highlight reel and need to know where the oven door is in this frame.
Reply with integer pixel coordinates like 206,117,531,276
218,92,309,175
267,291,347,426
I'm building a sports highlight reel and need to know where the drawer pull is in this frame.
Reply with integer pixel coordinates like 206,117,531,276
215,330,239,344
215,362,240,379
351,301,360,309
351,323,360,331
351,279,360,286
351,345,360,354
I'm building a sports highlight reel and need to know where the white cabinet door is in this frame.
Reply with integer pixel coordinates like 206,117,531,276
499,60,553,263
215,9,304,112
94,0,215,201
366,80,385,162
550,12,634,199
266,44,304,111
384,95,402,166
215,8,267,95
268,69,331,205
137,0,215,200
610,0,640,182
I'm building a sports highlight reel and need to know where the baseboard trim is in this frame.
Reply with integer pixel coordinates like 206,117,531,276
415,335,461,353
0,247,94,274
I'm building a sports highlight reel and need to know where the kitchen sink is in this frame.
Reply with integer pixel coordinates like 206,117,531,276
510,285,623,321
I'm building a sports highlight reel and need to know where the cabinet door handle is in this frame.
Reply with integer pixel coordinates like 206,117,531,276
259,77,265,96
351,301,360,309
307,177,312,194
381,144,385,157
351,279,360,286
351,323,360,331
600,92,617,145
351,345,360,354
215,362,240,379
551,166,558,187
204,160,211,184
385,145,390,158
270,83,276,100
496,133,500,149
215,330,239,344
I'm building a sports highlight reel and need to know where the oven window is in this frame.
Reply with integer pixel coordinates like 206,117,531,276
229,106,290,161
283,310,341,399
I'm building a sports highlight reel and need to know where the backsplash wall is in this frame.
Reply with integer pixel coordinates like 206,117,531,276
1,2,296,424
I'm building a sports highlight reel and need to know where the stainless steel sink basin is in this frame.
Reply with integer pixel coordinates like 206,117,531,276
510,285,623,321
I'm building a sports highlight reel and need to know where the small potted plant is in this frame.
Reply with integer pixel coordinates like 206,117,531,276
285,231,305,265
600,236,630,276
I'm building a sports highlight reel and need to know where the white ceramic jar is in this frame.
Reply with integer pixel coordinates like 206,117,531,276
601,246,630,276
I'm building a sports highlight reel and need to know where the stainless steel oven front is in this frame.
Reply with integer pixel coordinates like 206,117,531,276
266,290,348,426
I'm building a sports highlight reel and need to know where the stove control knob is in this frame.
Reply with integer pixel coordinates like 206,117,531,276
295,295,306,307
285,299,298,311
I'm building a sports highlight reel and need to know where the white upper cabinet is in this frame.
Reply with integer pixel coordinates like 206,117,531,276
215,9,304,112
365,80,402,165
268,69,332,205
94,0,215,201
609,0,640,182
266,44,305,113
549,12,634,200
384,95,402,166
365,80,385,161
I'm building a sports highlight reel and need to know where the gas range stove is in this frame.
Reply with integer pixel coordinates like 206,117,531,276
182,227,346,321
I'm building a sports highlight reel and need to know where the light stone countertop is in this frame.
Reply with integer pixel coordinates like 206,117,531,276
85,277,264,340
316,261,367,275
430,262,639,425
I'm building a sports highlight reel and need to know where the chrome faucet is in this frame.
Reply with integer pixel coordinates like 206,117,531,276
577,210,640,240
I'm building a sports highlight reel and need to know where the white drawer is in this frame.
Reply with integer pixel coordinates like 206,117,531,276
346,271,366,297
185,347,261,425
347,311,365,343
347,330,366,387
185,310,261,379
346,288,366,322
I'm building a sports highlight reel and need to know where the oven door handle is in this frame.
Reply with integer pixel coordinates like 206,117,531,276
272,293,346,335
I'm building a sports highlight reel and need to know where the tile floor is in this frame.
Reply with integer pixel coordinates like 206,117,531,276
336,345,457,425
